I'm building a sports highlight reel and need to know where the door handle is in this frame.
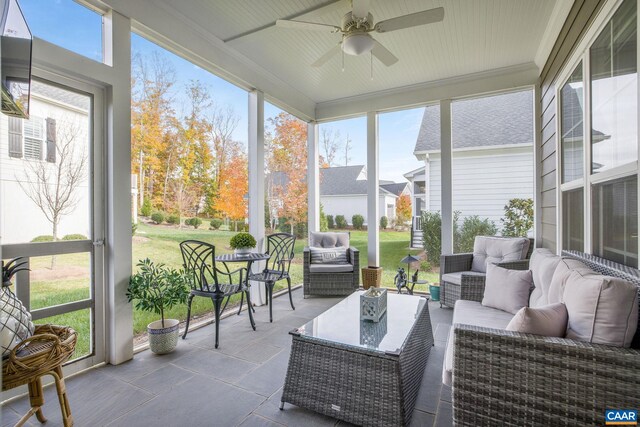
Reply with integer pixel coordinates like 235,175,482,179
93,239,105,247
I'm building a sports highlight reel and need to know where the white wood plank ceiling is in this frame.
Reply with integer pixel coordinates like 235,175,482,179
150,0,562,104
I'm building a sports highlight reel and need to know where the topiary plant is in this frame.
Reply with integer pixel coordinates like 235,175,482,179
380,216,388,229
327,215,335,229
166,215,180,225
31,235,54,243
151,212,165,224
188,217,202,229
352,214,365,230
335,215,347,229
140,198,152,217
230,232,257,249
210,218,223,230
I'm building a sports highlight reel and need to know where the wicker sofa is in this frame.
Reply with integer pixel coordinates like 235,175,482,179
303,232,359,297
445,249,640,426
439,236,534,308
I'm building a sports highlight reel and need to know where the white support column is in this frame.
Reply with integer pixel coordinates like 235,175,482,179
367,111,379,267
533,84,542,248
248,90,266,305
307,122,320,235
440,99,453,255
104,10,133,365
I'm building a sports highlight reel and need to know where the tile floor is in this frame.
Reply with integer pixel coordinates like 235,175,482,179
1,289,453,427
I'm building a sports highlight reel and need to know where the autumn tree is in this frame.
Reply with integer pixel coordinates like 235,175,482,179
343,133,352,166
206,103,239,217
215,142,248,229
266,112,308,237
396,194,412,227
19,119,87,268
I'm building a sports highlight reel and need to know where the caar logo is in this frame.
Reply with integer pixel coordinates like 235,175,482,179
605,409,637,425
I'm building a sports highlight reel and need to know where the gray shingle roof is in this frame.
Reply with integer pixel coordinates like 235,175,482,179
31,80,90,111
414,90,533,152
380,182,408,196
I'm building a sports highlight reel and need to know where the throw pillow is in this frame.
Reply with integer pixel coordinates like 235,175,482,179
562,269,638,347
506,303,568,337
547,258,592,304
309,247,348,264
482,264,533,314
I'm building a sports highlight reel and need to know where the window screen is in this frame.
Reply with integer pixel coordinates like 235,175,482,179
562,188,584,252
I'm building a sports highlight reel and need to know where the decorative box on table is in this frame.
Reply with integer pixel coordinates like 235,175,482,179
360,287,387,322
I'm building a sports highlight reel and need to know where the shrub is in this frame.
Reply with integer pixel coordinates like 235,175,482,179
31,235,54,243
166,215,180,225
140,198,152,217
421,211,442,266
210,218,223,230
380,216,388,229
320,204,328,232
184,218,192,226
327,215,335,229
132,221,137,236
420,260,432,272
335,215,347,229
230,232,257,249
455,215,497,253
151,212,165,224
352,214,365,230
501,198,534,237
188,217,202,229
62,234,88,240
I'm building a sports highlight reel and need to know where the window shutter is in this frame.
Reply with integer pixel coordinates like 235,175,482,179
8,116,22,158
46,118,56,163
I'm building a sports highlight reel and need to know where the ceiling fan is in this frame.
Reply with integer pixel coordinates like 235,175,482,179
276,0,444,67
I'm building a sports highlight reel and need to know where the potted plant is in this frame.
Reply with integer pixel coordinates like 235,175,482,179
127,259,190,354
230,232,257,255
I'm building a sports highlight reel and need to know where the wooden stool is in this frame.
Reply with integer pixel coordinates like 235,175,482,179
2,325,77,427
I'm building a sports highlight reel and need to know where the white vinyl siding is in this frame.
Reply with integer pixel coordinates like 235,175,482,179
427,147,534,229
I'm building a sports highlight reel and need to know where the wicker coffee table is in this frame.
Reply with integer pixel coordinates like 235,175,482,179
280,291,433,426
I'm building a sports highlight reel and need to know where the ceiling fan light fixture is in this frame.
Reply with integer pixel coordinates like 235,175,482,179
342,33,374,56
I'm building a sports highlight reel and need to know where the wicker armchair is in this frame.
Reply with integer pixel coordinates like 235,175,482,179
303,232,359,297
451,251,640,426
439,237,533,308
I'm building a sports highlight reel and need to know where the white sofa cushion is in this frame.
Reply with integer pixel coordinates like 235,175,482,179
471,236,530,273
443,300,514,386
482,264,533,314
528,249,562,308
547,258,592,304
308,263,353,273
562,269,638,347
440,271,485,286
506,303,568,337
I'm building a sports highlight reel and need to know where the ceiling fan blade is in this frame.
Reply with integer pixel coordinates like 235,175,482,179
276,19,342,33
371,39,398,66
312,43,342,67
351,0,371,20
374,7,444,33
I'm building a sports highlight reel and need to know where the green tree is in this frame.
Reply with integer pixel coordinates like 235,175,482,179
320,204,329,232
501,198,534,237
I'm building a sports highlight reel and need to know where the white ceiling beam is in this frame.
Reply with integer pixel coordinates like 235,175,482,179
315,63,539,121
100,0,317,121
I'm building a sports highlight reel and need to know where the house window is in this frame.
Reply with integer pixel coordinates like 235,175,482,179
558,0,638,268
592,175,638,268
562,188,583,251
23,116,44,160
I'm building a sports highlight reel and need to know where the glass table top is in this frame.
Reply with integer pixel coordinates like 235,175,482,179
292,291,428,354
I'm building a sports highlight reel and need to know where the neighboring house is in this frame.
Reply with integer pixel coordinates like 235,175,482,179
405,90,535,231
267,165,410,227
0,80,91,244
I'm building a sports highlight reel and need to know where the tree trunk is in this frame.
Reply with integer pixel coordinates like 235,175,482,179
51,220,58,270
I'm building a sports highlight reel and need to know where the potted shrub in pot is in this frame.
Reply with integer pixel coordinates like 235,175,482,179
127,258,190,354
230,232,257,255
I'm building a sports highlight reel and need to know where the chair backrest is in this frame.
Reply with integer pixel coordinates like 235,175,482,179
471,236,531,273
266,233,296,272
309,231,349,248
180,240,217,292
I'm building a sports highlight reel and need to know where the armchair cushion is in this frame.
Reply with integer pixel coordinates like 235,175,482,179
482,264,532,314
309,247,348,264
308,264,354,273
471,236,531,273
441,271,485,286
506,302,568,337
309,232,349,248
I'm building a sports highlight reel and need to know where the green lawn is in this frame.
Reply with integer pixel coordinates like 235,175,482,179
24,222,437,357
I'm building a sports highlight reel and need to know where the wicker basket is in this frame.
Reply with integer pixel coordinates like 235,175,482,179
361,266,383,289
2,324,77,427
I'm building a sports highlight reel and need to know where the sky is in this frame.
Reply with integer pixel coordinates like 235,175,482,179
20,0,424,182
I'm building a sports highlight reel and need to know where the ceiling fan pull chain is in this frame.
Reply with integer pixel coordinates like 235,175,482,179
342,48,345,72
370,52,373,80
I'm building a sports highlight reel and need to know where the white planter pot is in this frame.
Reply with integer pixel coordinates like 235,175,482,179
147,319,179,354
234,247,252,255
